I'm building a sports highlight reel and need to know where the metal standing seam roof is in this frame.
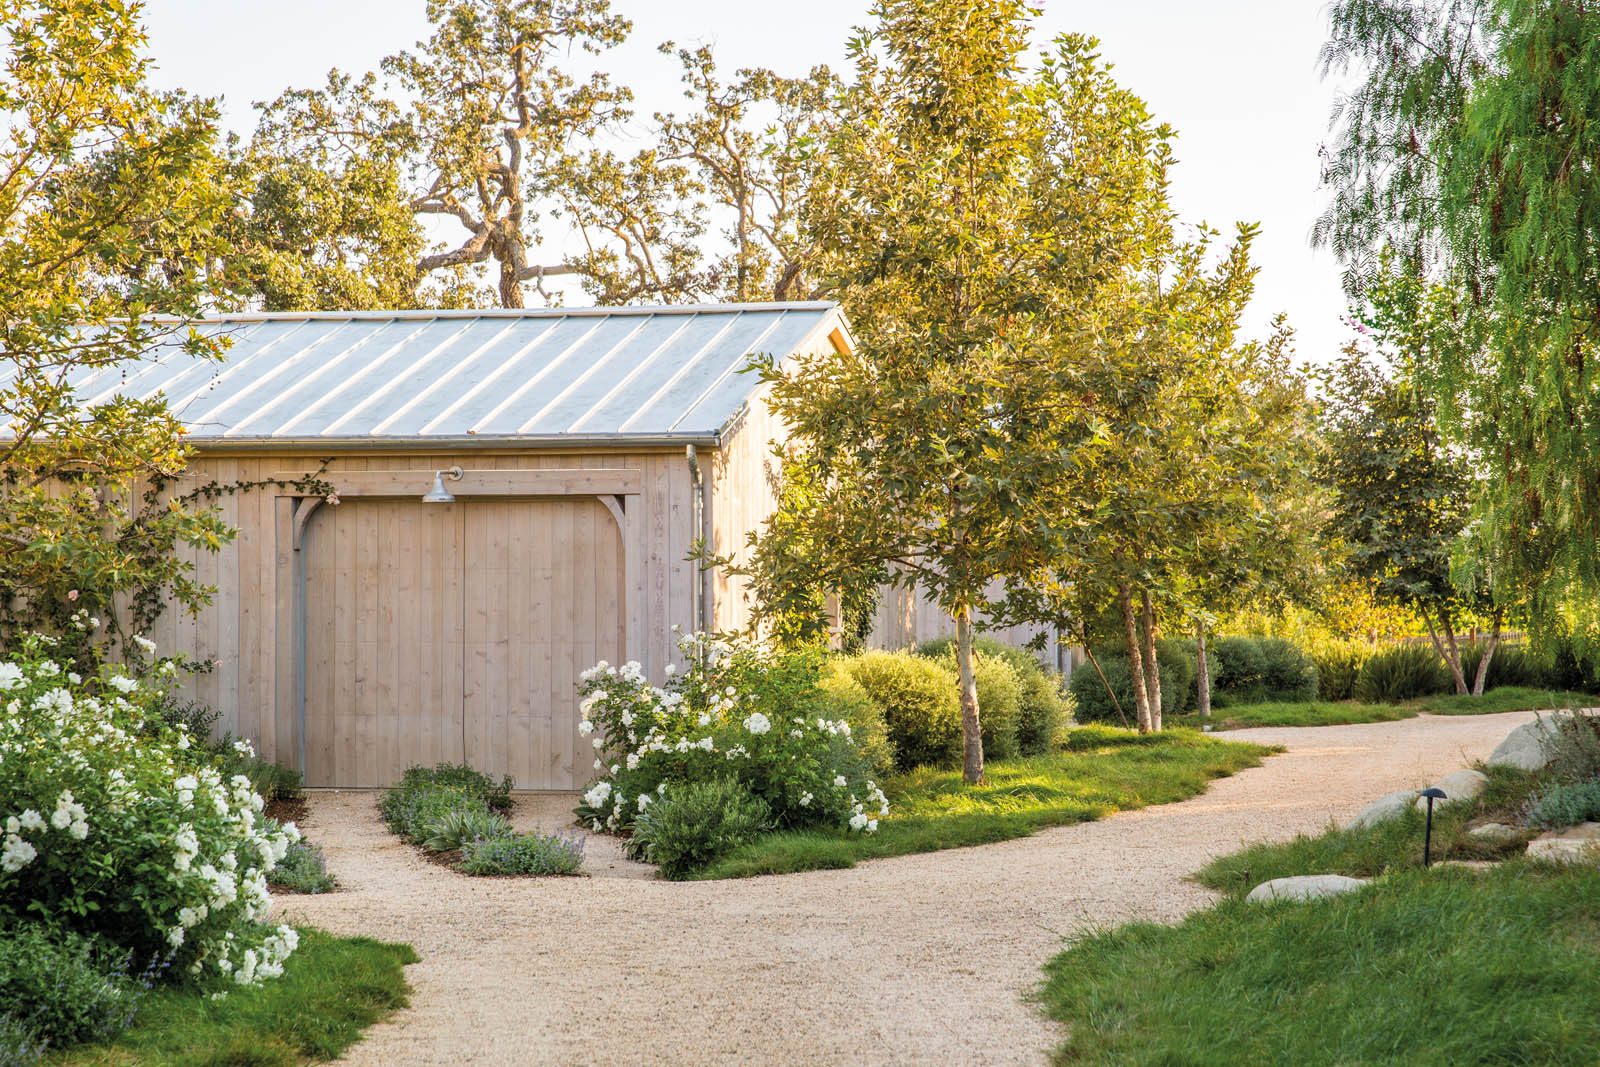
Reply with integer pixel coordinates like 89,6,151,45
59,303,852,448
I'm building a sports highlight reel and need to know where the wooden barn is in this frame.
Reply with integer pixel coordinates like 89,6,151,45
88,303,851,791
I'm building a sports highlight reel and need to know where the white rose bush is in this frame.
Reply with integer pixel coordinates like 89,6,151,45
0,634,299,987
574,631,888,841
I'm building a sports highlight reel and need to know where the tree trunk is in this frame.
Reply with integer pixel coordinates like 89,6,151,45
1140,588,1162,731
498,256,525,308
1120,584,1153,733
1422,609,1470,695
1471,610,1503,697
1196,618,1211,719
955,609,984,784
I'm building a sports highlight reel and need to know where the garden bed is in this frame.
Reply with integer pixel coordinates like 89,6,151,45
695,727,1277,879
1040,862,1600,1065
1039,712,1600,1064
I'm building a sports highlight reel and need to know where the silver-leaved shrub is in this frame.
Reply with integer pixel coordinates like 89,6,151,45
0,632,299,987
574,631,888,835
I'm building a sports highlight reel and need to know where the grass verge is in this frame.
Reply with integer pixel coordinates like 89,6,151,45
1419,686,1595,716
1176,699,1414,730
696,726,1276,879
1181,685,1595,730
52,928,417,1067
1195,763,1540,894
1040,862,1600,1065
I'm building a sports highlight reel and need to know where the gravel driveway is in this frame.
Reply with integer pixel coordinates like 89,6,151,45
276,710,1537,1067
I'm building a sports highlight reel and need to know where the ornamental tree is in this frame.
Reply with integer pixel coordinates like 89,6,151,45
1315,326,1503,696
747,1,1173,779
1002,233,1317,730
0,0,237,660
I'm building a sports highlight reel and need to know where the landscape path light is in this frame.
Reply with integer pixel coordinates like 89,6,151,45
421,466,463,504
1420,787,1447,867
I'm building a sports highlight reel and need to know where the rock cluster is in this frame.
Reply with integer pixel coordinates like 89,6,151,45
1486,715,1571,772
1248,716,1597,903
1526,822,1600,865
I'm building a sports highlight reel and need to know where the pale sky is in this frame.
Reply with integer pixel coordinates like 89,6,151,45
142,0,1353,364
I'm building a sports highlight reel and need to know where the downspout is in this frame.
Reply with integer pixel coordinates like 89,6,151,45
686,444,709,634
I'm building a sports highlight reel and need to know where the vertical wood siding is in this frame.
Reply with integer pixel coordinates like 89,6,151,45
153,450,694,788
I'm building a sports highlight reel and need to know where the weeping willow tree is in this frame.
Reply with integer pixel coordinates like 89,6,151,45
1319,0,1600,654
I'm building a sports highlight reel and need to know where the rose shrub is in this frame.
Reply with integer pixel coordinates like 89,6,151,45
573,631,888,840
0,631,300,988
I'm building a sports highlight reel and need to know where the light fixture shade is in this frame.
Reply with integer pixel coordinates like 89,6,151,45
421,471,456,504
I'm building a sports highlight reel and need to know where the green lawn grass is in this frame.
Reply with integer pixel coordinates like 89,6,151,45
1040,862,1600,1066
52,928,417,1067
1419,685,1595,715
1176,699,1415,730
696,726,1276,879
1039,762,1600,1064
1179,685,1596,731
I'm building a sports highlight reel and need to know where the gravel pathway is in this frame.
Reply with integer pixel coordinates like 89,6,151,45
275,710,1536,1067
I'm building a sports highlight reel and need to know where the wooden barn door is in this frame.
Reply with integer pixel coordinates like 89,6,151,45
463,497,624,790
301,495,623,790
302,499,465,788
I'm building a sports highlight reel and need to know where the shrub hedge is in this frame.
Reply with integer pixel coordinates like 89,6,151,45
1070,639,1195,725
0,922,144,1050
915,636,1070,756
1353,644,1453,703
1206,637,1318,705
624,778,772,880
845,651,962,770
1312,642,1369,701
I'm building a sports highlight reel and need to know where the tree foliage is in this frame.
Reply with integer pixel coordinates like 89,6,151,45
1005,231,1319,729
744,1,1177,770
1320,0,1600,653
0,0,237,657
1316,281,1502,695
241,0,834,309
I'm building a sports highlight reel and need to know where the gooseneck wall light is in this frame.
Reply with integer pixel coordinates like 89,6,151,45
421,466,464,503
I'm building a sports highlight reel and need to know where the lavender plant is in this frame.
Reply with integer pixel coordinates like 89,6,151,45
458,831,584,876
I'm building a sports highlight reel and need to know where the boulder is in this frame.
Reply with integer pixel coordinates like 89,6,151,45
1466,822,1523,846
1487,715,1573,772
1414,768,1490,812
1526,822,1600,865
1246,874,1369,903
1347,789,1419,830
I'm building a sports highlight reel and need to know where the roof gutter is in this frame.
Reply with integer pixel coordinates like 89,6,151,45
686,445,709,635
185,431,723,455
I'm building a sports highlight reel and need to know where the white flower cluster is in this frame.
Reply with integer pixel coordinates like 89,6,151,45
0,640,303,989
573,631,891,840
49,789,89,839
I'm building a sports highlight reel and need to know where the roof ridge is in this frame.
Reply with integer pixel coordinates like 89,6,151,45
143,301,839,324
